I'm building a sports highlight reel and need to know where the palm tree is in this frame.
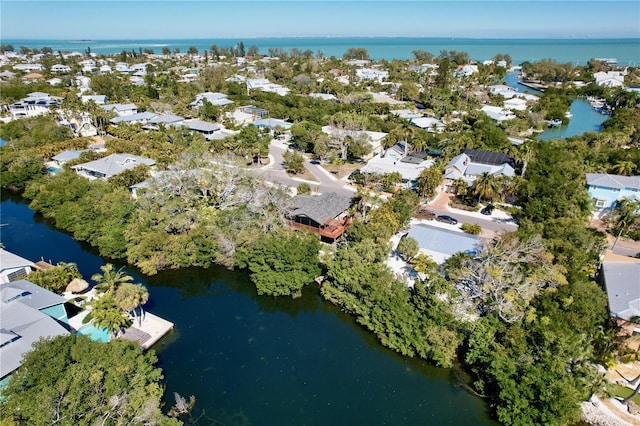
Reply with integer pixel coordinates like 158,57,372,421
472,172,500,203
115,283,149,326
612,160,637,176
91,295,131,338
610,198,640,249
91,263,134,296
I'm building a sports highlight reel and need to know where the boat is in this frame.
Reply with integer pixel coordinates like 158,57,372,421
548,119,563,127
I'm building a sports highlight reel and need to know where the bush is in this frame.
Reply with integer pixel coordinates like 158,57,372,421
297,182,311,195
461,223,482,235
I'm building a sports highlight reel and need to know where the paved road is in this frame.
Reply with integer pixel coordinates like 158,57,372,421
426,207,519,234
258,141,355,197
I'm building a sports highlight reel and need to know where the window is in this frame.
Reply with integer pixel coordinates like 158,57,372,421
594,199,607,208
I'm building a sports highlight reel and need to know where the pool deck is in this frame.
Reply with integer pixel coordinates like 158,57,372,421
126,311,174,350
64,290,173,350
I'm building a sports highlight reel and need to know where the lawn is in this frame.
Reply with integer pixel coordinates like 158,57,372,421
611,384,640,405
321,162,361,179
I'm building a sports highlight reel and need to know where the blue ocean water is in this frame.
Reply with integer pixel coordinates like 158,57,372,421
5,37,639,65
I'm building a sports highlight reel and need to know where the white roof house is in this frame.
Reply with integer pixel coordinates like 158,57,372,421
9,92,61,119
594,71,626,88
406,223,483,265
189,92,234,108
411,116,445,132
246,78,290,96
480,105,516,123
355,68,389,82
487,85,519,99
81,94,108,105
322,125,388,157
51,64,72,73
109,111,158,125
13,63,44,72
503,97,528,111
72,153,155,180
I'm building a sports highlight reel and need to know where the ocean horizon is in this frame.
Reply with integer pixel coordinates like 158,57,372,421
4,37,639,65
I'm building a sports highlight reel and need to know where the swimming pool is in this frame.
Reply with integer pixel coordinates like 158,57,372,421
47,166,60,174
76,324,110,342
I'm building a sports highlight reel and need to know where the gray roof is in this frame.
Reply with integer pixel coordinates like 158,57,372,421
101,103,137,112
1,280,67,310
289,192,352,225
0,249,34,275
180,119,221,132
445,153,470,174
110,112,157,124
250,118,292,130
52,149,85,163
0,300,69,378
149,114,184,125
407,223,482,257
586,173,640,190
601,260,640,321
72,153,155,178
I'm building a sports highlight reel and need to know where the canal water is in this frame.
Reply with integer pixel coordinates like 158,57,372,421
504,71,607,140
0,191,496,426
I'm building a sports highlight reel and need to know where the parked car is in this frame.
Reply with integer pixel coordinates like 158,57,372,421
436,215,458,225
480,204,495,215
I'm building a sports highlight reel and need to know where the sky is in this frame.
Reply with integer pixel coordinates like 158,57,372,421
1,1,639,39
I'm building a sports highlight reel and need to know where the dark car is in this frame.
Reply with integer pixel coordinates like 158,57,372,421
435,215,458,225
480,204,495,215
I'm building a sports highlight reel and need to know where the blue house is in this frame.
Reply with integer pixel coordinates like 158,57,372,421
586,173,640,216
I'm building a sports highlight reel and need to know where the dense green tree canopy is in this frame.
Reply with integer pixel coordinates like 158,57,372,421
0,335,181,425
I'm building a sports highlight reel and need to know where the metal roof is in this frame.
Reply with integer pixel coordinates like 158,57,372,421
1,280,67,310
586,173,640,190
0,249,34,275
601,259,640,321
407,223,483,259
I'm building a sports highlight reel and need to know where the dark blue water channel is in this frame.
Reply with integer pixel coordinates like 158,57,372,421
0,191,496,425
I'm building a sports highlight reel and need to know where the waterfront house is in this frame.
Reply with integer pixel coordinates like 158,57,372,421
444,149,515,186
594,71,626,88
0,249,34,284
0,280,70,379
72,153,155,180
406,223,483,265
287,192,352,242
586,173,640,216
599,250,640,322
503,97,528,111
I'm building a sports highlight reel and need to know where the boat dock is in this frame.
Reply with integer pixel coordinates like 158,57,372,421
123,311,174,350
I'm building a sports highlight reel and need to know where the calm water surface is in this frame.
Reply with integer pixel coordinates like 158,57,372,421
0,192,496,426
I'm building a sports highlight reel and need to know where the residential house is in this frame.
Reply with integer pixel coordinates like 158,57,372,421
250,118,293,132
0,279,71,379
355,68,389,82
444,149,516,186
190,92,234,108
599,250,640,321
309,93,338,101
455,64,479,77
246,78,290,96
360,141,435,182
176,119,228,140
410,116,445,132
13,63,44,72
51,64,72,73
101,103,138,116
503,97,528,111
0,70,16,80
586,173,640,216
9,92,61,119
406,223,483,264
72,153,155,180
109,111,157,126
0,249,34,284
321,125,388,158
81,94,108,105
487,84,519,99
52,149,86,167
594,71,626,88
287,192,352,242
142,113,184,130
480,105,516,123
46,77,62,86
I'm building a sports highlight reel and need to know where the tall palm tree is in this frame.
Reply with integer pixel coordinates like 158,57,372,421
610,198,640,249
472,172,500,203
91,263,134,296
91,295,131,338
